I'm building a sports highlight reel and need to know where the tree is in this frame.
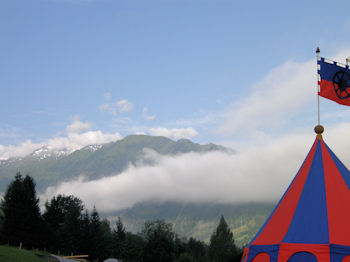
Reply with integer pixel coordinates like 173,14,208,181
187,237,208,262
142,220,175,262
174,236,188,260
0,207,3,237
43,194,84,254
43,194,84,231
44,195,113,260
1,173,24,246
100,219,114,259
112,216,126,259
21,175,44,248
0,173,43,248
79,210,92,255
208,216,237,262
87,207,111,261
122,232,145,262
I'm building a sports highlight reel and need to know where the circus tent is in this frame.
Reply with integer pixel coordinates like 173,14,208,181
242,128,350,262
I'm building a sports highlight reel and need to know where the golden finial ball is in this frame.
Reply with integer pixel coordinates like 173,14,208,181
314,125,324,134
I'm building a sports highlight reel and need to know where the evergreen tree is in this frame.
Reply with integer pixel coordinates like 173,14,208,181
88,207,107,261
142,220,175,262
208,216,237,262
21,176,44,248
0,208,3,238
1,173,23,246
100,219,114,259
78,211,92,255
60,198,83,254
0,173,42,248
112,216,126,259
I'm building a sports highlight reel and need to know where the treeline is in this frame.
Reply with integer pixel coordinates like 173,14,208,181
0,173,242,262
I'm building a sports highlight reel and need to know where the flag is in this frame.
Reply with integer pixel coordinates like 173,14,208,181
318,57,350,106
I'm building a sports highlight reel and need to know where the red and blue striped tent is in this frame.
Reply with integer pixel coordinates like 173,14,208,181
242,132,350,262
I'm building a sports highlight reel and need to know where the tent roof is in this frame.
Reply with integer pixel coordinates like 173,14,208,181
249,135,350,247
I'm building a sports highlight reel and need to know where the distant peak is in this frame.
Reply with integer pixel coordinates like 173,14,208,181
81,144,103,152
31,146,71,160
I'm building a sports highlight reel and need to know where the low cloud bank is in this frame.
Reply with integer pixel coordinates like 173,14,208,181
41,131,312,212
42,123,350,213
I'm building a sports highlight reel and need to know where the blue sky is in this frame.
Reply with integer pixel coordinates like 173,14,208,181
2,0,350,158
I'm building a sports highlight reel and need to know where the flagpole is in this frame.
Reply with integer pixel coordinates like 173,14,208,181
315,47,324,138
316,47,320,126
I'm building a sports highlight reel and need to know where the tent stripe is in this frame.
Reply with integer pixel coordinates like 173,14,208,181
282,142,329,244
322,141,350,245
325,143,350,190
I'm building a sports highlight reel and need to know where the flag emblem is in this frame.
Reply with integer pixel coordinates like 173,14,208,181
332,70,350,99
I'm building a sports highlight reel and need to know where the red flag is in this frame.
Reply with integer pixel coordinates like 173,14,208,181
318,57,350,106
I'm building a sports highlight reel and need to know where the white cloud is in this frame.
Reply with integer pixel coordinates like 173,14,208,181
0,119,121,160
116,99,134,113
142,108,156,121
66,116,91,134
217,60,315,136
0,140,44,160
45,130,121,153
99,103,118,116
149,127,198,140
99,99,134,115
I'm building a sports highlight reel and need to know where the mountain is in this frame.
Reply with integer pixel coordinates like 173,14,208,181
0,135,271,246
0,135,233,192
107,201,275,247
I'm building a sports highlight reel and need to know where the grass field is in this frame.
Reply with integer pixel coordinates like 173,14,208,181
0,245,47,262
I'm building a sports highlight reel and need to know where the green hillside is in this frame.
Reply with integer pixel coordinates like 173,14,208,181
108,202,275,247
0,245,47,262
0,135,232,192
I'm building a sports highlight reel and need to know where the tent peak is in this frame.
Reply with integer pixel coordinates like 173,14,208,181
314,124,324,140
